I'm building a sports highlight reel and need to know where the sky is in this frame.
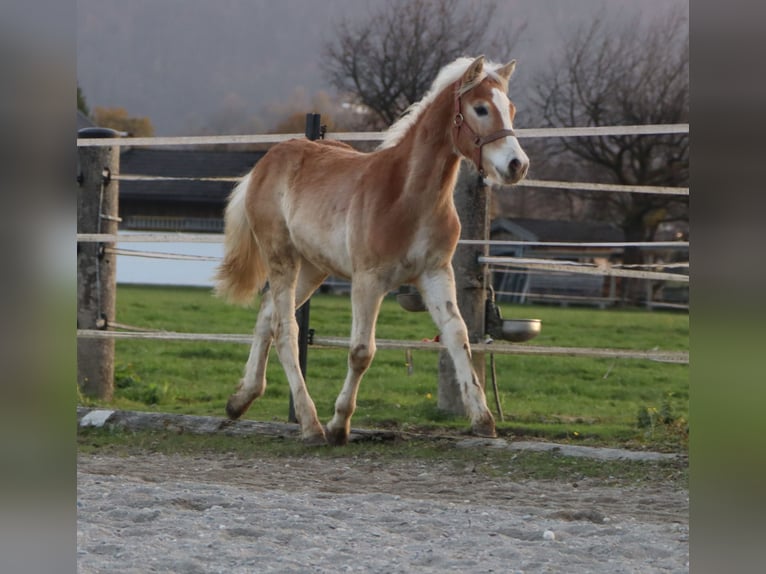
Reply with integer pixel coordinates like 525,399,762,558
77,0,687,136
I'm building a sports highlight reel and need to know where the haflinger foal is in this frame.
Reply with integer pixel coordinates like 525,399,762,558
215,55,529,445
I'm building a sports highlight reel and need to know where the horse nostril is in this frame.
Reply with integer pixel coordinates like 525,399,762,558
509,158,522,173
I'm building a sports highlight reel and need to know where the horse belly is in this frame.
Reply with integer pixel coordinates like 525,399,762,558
289,219,353,279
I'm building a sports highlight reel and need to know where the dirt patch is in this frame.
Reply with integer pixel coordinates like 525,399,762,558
78,452,688,573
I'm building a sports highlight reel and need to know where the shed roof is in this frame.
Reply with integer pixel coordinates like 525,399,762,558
119,148,265,203
491,217,624,243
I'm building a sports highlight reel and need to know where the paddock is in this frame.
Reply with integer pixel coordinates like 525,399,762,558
77,414,689,573
77,119,689,571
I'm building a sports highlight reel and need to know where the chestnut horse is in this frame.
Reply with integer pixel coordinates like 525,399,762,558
215,56,529,445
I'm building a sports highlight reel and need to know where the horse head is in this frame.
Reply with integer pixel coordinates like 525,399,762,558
453,56,530,186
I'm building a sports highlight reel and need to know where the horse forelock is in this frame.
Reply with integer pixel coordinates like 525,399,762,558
378,56,508,150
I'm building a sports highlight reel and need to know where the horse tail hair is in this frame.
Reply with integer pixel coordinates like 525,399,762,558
214,173,267,305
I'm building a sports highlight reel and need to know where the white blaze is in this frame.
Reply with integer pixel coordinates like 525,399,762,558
482,87,529,184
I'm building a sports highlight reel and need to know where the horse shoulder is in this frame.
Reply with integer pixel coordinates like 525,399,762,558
419,206,462,264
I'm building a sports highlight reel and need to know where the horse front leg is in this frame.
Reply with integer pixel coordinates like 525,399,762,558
326,277,385,446
417,266,497,437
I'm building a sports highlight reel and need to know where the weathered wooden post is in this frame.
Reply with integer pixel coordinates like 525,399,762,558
77,127,121,400
438,162,490,414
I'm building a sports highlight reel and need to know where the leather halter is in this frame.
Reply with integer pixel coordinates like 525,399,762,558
452,79,516,177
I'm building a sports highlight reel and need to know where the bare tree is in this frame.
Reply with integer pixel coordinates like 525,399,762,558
529,8,689,303
322,0,525,128
92,106,155,137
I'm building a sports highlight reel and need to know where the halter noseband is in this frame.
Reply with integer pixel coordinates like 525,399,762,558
452,80,516,178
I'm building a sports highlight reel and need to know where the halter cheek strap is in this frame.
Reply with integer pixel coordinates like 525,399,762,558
453,81,516,178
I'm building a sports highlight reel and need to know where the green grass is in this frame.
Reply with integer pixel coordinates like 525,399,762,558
81,284,689,452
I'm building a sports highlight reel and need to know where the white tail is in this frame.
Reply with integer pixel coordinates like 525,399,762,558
214,173,267,305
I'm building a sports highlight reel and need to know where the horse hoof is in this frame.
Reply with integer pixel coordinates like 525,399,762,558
225,394,254,420
302,432,328,447
326,426,350,447
471,420,497,438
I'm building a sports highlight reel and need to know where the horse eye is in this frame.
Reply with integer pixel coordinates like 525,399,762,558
474,105,489,117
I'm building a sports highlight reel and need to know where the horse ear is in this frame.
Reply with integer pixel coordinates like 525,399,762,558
461,55,486,87
496,60,517,83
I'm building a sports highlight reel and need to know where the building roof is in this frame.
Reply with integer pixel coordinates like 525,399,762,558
489,217,625,258
119,148,265,204
491,217,624,243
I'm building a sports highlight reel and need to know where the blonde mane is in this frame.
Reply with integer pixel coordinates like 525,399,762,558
378,56,506,150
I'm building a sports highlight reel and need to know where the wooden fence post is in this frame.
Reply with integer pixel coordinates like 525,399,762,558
77,128,121,399
438,162,489,414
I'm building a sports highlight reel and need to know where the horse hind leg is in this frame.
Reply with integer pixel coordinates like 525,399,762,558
226,261,327,431
225,289,274,419
268,261,327,444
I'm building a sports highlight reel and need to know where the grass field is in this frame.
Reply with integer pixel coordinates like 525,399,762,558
80,284,689,452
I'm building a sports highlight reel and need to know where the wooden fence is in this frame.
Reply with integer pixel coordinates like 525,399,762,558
76,121,689,410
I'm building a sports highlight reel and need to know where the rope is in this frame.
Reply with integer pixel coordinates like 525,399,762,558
76,329,688,364
94,238,690,275
111,172,688,197
76,123,689,148
491,289,688,309
109,321,163,332
480,256,689,282
489,261,689,270
77,233,223,243
104,247,220,262
105,247,689,275
514,123,689,138
77,132,306,148
88,235,689,276
114,174,241,183
460,239,688,249
84,234,690,276
518,179,688,196
614,262,688,270
77,233,688,251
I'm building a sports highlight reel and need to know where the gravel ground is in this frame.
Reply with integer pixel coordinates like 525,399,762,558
78,452,688,573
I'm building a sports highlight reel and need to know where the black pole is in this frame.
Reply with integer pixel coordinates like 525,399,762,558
289,113,323,422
